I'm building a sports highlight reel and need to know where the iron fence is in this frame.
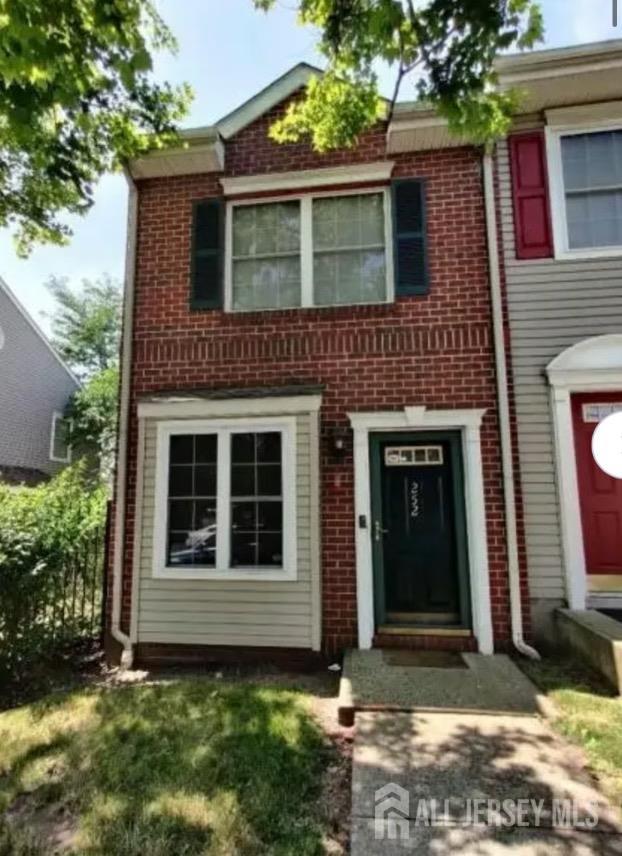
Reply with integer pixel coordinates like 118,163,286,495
0,523,107,681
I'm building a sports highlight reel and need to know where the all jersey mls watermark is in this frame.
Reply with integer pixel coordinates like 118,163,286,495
374,785,602,841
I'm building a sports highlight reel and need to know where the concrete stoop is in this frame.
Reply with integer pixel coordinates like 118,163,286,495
556,609,622,694
338,650,541,726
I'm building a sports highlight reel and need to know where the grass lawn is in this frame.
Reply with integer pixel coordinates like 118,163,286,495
521,655,622,810
0,676,344,855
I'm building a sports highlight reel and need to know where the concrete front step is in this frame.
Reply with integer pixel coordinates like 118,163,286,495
338,649,540,726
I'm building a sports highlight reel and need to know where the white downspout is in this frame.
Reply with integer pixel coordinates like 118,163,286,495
110,169,138,668
482,149,539,660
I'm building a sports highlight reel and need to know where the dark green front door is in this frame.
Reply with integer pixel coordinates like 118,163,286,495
370,432,470,628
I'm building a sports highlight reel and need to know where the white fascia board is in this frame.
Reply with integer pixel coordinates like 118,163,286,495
220,161,395,196
545,100,622,128
129,138,224,179
495,39,622,79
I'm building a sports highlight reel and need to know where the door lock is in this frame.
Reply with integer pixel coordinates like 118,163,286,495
374,520,389,542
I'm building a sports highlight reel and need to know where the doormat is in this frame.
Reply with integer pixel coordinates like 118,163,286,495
382,650,468,669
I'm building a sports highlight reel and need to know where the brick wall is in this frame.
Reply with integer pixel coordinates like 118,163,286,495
114,97,521,654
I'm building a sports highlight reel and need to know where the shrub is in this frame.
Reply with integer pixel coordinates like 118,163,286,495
0,462,107,683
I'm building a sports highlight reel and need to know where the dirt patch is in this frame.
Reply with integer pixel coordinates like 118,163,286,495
0,640,109,713
5,793,79,854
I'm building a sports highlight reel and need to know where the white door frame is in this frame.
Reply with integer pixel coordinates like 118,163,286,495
348,406,493,654
547,334,622,610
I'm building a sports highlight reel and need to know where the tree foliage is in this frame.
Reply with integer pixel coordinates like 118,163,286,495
46,275,121,474
0,0,191,254
0,461,107,680
47,274,121,379
67,365,119,477
254,0,544,150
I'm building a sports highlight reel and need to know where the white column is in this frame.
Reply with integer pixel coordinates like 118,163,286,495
352,425,375,648
463,424,494,655
550,386,587,609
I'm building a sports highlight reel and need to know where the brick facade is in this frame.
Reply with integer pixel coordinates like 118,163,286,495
112,95,525,656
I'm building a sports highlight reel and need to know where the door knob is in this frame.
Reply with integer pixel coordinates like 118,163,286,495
374,520,389,541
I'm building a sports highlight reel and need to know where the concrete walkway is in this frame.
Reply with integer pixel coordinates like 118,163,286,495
345,653,622,854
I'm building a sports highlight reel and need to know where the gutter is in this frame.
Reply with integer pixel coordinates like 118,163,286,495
109,168,139,668
482,150,539,661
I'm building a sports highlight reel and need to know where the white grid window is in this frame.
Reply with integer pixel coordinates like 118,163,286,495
153,418,297,581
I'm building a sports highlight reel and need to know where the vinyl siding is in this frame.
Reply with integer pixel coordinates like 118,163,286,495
498,137,622,601
135,411,319,648
0,285,78,475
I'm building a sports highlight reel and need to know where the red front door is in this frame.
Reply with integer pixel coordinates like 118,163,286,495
572,393,622,575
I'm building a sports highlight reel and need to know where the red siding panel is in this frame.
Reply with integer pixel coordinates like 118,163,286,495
509,132,553,259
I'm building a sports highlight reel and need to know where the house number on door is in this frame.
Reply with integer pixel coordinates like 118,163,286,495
410,480,420,518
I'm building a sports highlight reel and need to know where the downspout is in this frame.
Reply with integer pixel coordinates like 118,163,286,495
110,167,138,668
482,149,540,660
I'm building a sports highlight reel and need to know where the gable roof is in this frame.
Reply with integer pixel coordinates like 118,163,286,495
215,62,322,139
0,277,80,387
129,62,322,178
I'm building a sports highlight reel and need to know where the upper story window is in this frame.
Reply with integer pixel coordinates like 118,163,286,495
561,130,622,251
226,189,392,311
232,201,301,310
546,124,622,259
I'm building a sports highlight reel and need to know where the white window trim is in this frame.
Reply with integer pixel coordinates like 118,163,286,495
152,415,297,581
49,411,72,463
347,405,493,655
224,186,395,313
546,120,622,261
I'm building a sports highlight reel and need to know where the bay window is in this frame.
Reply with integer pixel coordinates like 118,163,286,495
227,189,392,310
153,418,296,579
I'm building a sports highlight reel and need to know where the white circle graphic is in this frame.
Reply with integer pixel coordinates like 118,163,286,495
592,411,622,480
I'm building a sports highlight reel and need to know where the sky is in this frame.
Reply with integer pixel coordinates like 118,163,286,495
0,0,619,332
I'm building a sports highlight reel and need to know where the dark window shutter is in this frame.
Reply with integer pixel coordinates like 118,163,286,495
392,179,429,296
190,198,223,308
509,132,553,259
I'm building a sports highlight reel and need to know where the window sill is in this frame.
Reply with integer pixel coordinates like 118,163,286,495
226,297,393,314
154,566,297,582
554,247,622,262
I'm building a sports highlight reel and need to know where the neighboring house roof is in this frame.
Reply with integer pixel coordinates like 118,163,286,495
0,276,80,387
128,38,622,178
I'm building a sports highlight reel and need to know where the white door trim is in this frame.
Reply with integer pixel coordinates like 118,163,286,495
347,406,493,653
547,334,622,609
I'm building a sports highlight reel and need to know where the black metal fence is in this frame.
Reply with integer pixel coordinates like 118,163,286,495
45,526,106,645
0,525,106,681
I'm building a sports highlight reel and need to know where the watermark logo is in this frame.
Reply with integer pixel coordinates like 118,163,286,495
374,783,409,841
372,787,602,841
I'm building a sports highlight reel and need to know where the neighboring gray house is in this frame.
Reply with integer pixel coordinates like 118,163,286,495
495,40,622,641
0,277,80,483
